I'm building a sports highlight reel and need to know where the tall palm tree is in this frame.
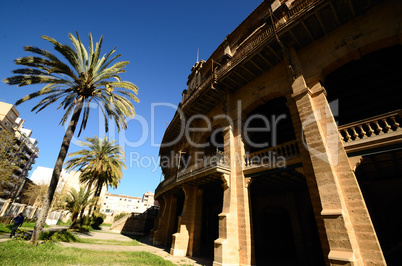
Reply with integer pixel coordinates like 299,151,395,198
2,32,139,244
65,135,125,214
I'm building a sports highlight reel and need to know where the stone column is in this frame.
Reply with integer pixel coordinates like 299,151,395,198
291,77,386,265
170,185,200,256
153,195,178,246
213,173,240,266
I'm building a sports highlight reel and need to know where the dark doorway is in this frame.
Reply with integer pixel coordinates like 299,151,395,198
173,189,185,240
200,180,223,258
259,206,296,260
355,149,402,265
250,170,325,265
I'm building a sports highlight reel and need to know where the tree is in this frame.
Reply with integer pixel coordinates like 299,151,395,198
22,182,65,209
64,187,94,228
21,182,49,207
65,135,125,215
3,32,139,244
65,135,125,192
0,128,18,185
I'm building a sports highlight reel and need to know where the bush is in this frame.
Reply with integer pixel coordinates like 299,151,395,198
38,230,80,242
91,216,104,230
57,219,72,226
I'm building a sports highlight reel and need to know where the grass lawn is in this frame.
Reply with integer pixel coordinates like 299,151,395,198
79,238,141,246
0,240,174,265
0,223,11,233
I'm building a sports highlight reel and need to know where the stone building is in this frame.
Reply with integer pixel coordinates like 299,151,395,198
152,0,402,265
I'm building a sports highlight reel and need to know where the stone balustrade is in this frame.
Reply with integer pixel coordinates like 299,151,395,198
339,110,401,143
155,151,231,196
244,140,300,169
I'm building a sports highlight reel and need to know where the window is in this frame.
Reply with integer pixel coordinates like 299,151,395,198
128,200,132,202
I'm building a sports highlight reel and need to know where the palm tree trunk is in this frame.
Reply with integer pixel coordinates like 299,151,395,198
86,174,96,217
30,97,84,244
91,184,103,215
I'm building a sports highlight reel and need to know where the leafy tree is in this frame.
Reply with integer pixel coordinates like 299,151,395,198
21,182,49,207
0,128,18,185
64,187,94,228
22,182,65,209
2,32,139,244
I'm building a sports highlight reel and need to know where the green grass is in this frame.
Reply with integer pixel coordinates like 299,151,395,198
20,222,49,228
101,223,112,227
0,240,174,265
79,238,141,246
0,223,11,233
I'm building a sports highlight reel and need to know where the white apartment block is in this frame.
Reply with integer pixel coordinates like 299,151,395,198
101,191,155,217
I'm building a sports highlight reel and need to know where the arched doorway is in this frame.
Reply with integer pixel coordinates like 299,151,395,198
250,169,325,265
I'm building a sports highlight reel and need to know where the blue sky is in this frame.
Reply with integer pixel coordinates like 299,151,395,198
0,0,262,197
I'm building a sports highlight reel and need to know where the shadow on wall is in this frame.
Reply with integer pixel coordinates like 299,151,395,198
111,206,159,238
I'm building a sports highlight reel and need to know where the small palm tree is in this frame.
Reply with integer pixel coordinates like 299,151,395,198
3,32,139,244
64,187,94,228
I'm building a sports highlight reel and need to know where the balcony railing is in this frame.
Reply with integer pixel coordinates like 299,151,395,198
183,0,323,103
15,131,39,154
155,151,230,196
339,110,401,144
244,140,300,169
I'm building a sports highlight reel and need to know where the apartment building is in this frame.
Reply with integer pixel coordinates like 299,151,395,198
0,101,39,200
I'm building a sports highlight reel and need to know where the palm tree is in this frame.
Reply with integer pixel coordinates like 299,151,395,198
64,187,94,228
2,32,139,244
65,135,125,215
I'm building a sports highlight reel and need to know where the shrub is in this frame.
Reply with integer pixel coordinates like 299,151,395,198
91,216,104,230
38,230,80,242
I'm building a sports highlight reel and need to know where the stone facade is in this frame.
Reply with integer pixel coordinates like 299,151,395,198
153,0,402,265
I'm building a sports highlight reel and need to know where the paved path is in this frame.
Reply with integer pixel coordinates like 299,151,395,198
0,226,212,266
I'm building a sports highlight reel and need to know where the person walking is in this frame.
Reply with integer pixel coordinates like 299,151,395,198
10,213,24,238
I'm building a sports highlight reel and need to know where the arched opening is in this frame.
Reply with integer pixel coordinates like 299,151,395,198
324,45,402,125
205,128,224,155
354,149,402,265
250,170,324,265
244,97,295,153
200,180,223,258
